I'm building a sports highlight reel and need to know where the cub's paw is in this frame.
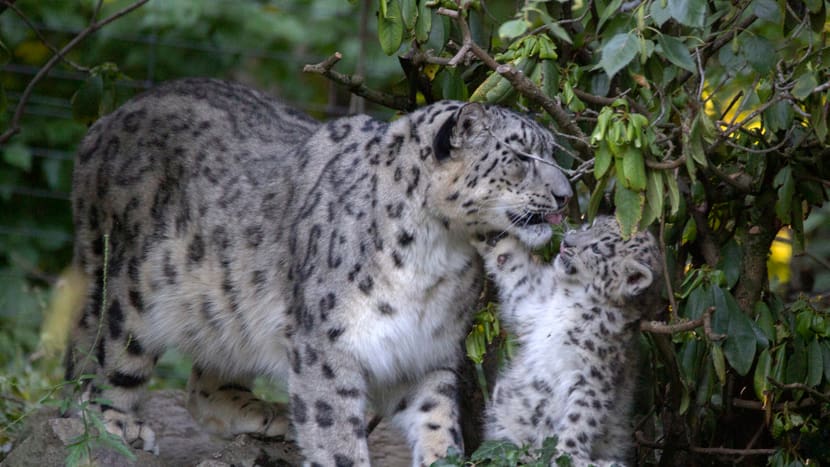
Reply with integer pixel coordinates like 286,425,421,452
102,407,159,455
188,388,290,439
470,232,522,268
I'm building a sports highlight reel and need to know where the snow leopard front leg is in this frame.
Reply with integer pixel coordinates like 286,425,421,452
471,234,549,326
385,368,463,467
288,338,371,467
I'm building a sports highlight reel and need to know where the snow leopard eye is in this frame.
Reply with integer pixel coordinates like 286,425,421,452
591,243,602,254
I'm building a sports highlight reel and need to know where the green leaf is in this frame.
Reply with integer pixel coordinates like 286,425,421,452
680,339,701,384
658,35,696,72
755,301,776,342
622,146,647,191
806,338,823,386
71,75,104,124
664,171,680,216
822,341,830,384
786,338,807,384
2,142,32,171
614,184,644,238
795,310,813,339
711,343,726,384
717,239,742,289
595,142,613,179
415,0,432,43
764,100,794,132
773,166,794,224
598,0,623,31
771,344,786,383
686,115,708,166
668,0,707,28
683,283,710,319
378,0,404,55
439,69,468,101
640,169,664,229
598,32,639,79
753,347,772,400
709,285,730,334
741,35,776,73
650,0,672,26
498,19,529,40
587,173,610,221
791,72,818,100
401,0,418,30
547,23,573,45
681,217,696,244
470,440,523,462
0,38,10,66
753,0,783,23
723,291,757,376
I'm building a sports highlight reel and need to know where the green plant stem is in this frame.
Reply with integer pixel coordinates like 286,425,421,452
475,363,490,405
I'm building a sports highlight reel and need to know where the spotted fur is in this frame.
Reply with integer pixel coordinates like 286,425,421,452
472,216,661,467
65,78,572,466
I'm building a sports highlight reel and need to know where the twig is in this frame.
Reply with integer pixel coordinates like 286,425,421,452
767,379,830,403
635,431,775,456
703,306,726,340
303,53,411,111
0,0,14,15
437,6,593,159
641,307,724,340
732,397,817,411
676,14,758,86
645,155,686,170
572,89,650,117
0,0,150,144
689,446,776,456
734,425,767,464
1,0,88,71
706,163,754,193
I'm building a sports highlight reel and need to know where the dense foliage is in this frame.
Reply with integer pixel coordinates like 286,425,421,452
1,0,829,465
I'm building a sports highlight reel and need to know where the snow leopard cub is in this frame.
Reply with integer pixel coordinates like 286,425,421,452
472,216,662,467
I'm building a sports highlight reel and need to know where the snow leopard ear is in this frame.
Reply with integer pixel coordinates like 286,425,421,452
621,257,654,297
433,103,490,161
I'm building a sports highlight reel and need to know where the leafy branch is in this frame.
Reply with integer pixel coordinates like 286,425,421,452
0,0,150,145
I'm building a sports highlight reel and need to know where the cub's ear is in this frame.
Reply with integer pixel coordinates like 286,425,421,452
621,257,654,297
433,103,490,161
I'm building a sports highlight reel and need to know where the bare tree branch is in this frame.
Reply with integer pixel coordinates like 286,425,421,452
641,307,725,341
635,431,776,456
303,53,411,112
0,0,151,144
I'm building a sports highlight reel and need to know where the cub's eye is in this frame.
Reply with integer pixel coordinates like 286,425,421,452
590,244,602,254
515,151,530,162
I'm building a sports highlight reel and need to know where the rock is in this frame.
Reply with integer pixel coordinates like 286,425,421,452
1,390,409,467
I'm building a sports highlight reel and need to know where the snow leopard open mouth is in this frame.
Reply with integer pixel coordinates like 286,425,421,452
507,210,566,227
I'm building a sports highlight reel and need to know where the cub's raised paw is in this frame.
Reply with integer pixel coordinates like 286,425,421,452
102,407,159,455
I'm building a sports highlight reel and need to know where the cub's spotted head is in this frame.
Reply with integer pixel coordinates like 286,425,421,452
429,102,572,248
556,216,661,307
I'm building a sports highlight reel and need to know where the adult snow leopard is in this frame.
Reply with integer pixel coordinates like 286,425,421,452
65,78,573,466
472,216,662,467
